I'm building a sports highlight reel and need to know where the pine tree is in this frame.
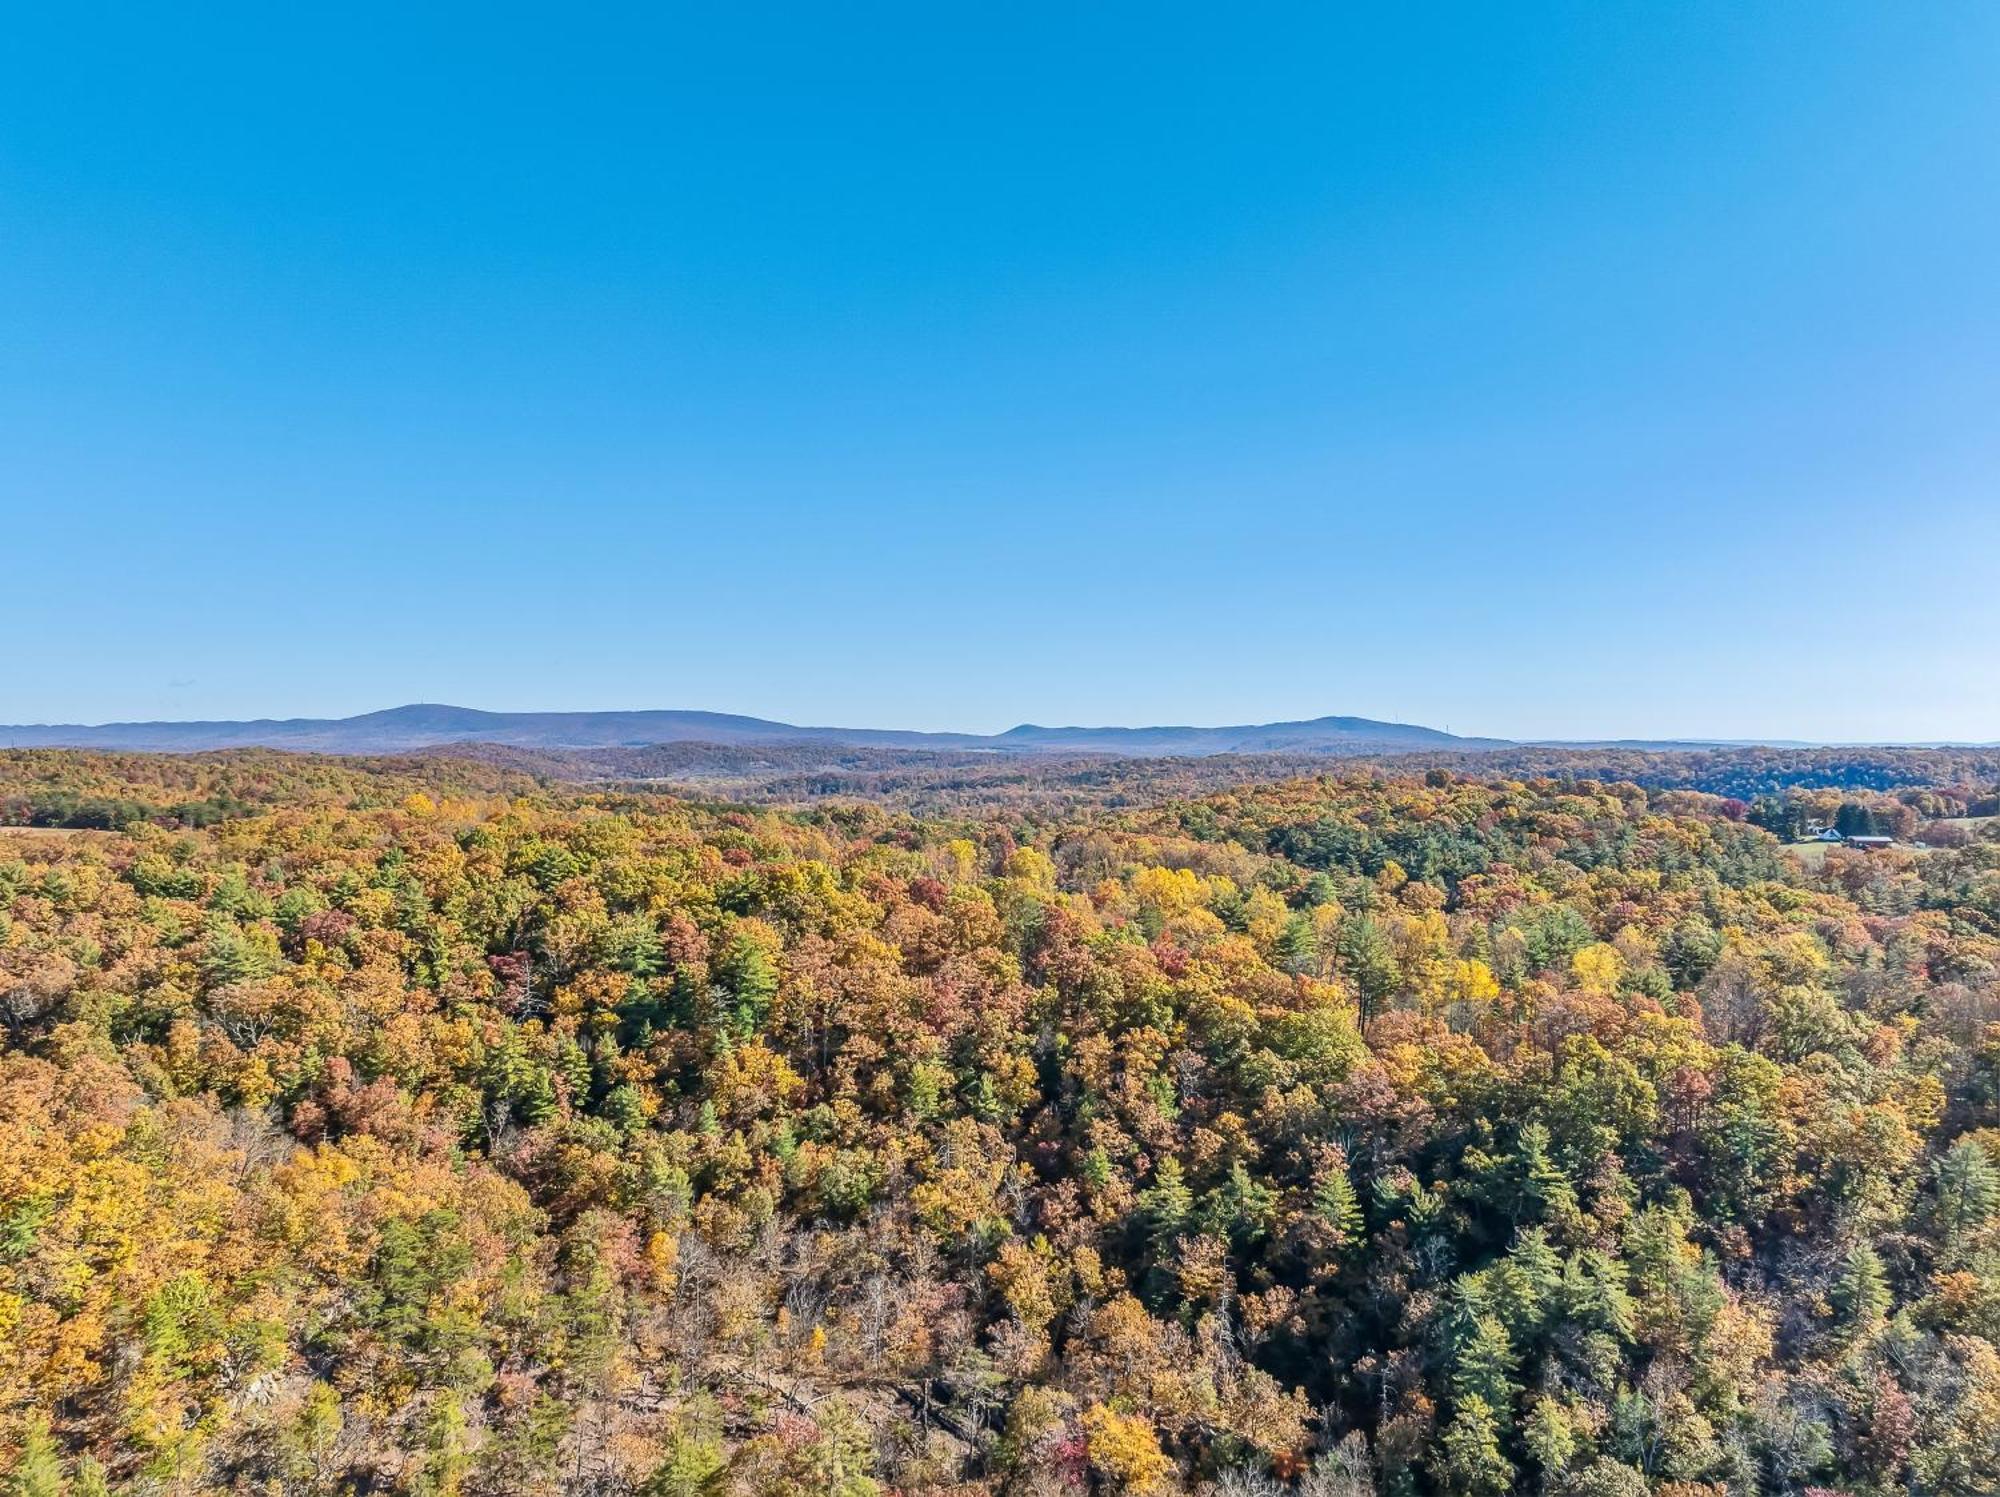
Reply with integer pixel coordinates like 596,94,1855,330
71,1456,109,1497
10,1415,65,1497
1451,1308,1519,1417
1313,1154,1364,1250
554,1030,592,1109
1141,1157,1194,1259
713,929,779,1036
1522,1397,1579,1482
1487,1228,1561,1344
1438,1395,1514,1497
1517,1121,1582,1232
412,1396,469,1497
1202,1160,1277,1246
1276,912,1320,975
1336,913,1402,1019
1935,1140,2000,1260
1830,1240,1891,1335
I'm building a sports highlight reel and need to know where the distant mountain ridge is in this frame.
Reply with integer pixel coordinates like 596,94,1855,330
0,703,1508,758
995,715,1505,755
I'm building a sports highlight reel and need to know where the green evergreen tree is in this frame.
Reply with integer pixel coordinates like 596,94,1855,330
1313,1155,1364,1249
70,1456,109,1497
1451,1308,1519,1417
1276,912,1320,975
1335,913,1401,1018
1522,1397,1579,1482
411,1396,469,1497
1516,1121,1583,1233
1438,1395,1514,1497
713,931,779,1036
1830,1240,1890,1336
1201,1160,1277,1246
1140,1156,1194,1259
1935,1139,2000,1258
9,1414,64,1497
554,1030,592,1108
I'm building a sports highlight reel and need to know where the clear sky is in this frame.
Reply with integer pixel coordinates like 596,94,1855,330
4,4,1998,742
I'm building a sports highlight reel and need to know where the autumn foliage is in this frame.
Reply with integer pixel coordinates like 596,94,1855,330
2,753,1999,1494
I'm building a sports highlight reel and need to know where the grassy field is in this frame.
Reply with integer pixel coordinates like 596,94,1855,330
0,826,117,845
1784,814,1996,869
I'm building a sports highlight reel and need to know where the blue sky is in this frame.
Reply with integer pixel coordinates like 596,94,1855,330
4,3,1997,741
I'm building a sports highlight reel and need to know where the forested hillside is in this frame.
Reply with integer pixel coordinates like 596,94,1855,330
0,751,539,832
431,743,2000,817
4,755,2000,1495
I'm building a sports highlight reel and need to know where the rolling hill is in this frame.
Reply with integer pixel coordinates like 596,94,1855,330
0,703,1505,757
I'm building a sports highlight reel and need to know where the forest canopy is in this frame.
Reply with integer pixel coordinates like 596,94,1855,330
3,749,2000,1495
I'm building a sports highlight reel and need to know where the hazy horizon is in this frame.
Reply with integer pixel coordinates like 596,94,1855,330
2,697,1994,751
